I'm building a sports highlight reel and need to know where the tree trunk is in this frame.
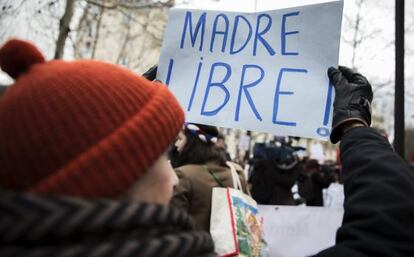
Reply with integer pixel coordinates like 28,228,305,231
54,0,75,59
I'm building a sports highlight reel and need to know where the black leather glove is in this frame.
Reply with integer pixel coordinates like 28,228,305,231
142,65,157,81
328,66,373,144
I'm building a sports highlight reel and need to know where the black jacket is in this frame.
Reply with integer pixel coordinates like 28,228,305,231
316,127,414,256
250,159,300,205
307,172,331,206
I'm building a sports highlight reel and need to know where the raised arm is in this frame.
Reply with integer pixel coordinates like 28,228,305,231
316,66,414,257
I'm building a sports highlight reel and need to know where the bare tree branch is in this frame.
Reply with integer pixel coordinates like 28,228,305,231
85,0,174,10
117,8,162,41
350,0,364,69
0,0,29,19
343,14,354,28
373,79,392,93
116,16,132,64
91,4,105,59
54,0,75,59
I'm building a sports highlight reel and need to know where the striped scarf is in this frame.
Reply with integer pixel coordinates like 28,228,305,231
0,190,217,257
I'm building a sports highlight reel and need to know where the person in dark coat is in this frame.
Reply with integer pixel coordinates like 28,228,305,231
0,39,216,257
216,133,232,161
313,66,414,256
304,159,331,206
250,141,301,205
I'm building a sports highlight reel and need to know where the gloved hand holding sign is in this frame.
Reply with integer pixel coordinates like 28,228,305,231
328,66,373,143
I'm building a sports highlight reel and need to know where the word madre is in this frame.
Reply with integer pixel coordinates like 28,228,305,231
179,10,301,56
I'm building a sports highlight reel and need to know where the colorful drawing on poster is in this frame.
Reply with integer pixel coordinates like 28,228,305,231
232,196,269,257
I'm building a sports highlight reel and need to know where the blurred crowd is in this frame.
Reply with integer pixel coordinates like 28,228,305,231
213,134,342,207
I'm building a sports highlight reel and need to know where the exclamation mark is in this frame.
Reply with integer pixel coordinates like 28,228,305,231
316,82,334,137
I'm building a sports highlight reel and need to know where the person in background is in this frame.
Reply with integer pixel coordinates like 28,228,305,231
170,123,249,232
305,159,331,206
250,139,301,205
322,165,344,208
0,39,216,257
216,133,232,161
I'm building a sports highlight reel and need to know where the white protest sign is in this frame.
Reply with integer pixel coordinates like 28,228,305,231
258,205,343,257
158,1,343,140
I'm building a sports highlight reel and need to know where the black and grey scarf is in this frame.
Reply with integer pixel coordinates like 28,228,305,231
0,190,216,257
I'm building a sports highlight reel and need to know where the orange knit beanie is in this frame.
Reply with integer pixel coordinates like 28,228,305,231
0,39,184,198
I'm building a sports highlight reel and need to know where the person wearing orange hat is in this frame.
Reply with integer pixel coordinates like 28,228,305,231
0,39,216,257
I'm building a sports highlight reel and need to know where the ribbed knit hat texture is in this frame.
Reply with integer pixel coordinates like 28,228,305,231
0,39,184,198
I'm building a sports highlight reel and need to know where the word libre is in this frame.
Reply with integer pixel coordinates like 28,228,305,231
158,1,343,140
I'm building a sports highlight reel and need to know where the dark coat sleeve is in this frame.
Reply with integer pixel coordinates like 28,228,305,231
316,127,414,257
